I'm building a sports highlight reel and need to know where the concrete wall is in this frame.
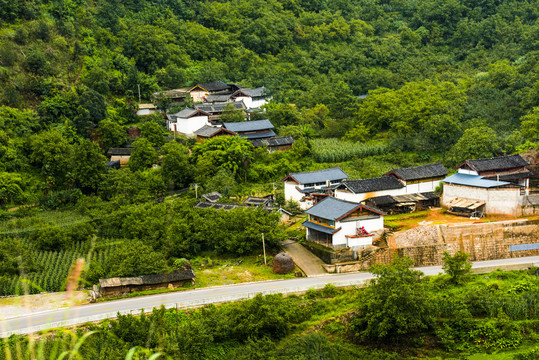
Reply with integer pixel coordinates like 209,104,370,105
334,180,441,204
368,219,539,267
403,179,442,193
333,216,383,249
442,183,521,216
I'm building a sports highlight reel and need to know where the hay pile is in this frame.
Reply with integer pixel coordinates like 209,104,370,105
273,252,295,274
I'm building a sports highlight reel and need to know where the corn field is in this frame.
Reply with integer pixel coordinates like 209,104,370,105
311,138,389,163
0,240,117,296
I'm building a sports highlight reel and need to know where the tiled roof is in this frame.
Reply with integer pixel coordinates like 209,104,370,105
223,119,274,133
283,167,349,185
461,155,529,172
305,196,384,221
233,86,267,98
365,192,438,207
340,176,403,194
195,101,246,113
385,163,448,181
442,173,514,188
195,81,229,92
194,125,234,137
205,94,231,102
238,130,276,139
302,221,340,234
170,108,209,119
250,136,295,148
107,147,134,156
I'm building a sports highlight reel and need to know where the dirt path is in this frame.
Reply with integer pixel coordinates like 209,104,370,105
280,240,327,276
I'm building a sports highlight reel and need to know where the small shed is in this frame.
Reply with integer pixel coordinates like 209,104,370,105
98,269,196,297
202,191,223,203
107,147,134,165
363,192,439,214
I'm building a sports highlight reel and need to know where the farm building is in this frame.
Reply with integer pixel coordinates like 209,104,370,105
166,108,211,135
282,167,349,210
188,81,238,102
456,154,531,188
334,163,448,204
194,125,235,142
107,147,134,165
250,136,295,151
303,196,385,250
441,173,521,216
229,86,271,109
136,103,157,116
98,269,195,297
363,192,439,214
223,119,275,140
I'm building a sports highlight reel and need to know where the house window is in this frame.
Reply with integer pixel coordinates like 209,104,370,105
328,220,335,227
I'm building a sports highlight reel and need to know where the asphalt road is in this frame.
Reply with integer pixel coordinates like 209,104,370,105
1,255,538,337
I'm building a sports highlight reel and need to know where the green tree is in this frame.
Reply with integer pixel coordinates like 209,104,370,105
161,141,191,188
351,257,433,343
71,139,108,194
442,251,472,284
97,119,128,151
29,130,73,189
448,126,500,164
520,107,539,141
220,104,245,123
140,120,165,147
128,138,159,172
102,240,168,278
0,172,25,206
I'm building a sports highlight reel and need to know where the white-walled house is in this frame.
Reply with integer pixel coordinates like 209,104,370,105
281,167,349,210
383,163,448,193
334,163,448,204
167,108,211,136
230,87,271,109
334,176,405,203
303,196,385,250
456,154,531,189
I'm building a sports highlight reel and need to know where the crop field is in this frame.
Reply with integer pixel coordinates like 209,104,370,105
311,138,389,163
0,240,118,296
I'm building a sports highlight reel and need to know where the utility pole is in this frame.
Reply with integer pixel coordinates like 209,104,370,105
137,84,141,103
194,183,198,199
262,233,267,265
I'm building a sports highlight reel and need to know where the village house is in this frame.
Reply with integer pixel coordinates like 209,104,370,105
363,192,439,214
193,125,235,142
303,196,385,250
153,89,189,103
456,154,531,189
334,163,448,206
136,103,157,116
166,108,211,135
107,147,134,165
195,101,247,123
188,81,239,102
229,86,271,109
250,136,295,151
223,119,275,140
282,167,349,210
441,172,521,216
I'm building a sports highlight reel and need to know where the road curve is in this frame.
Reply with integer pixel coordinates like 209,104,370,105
1,256,538,337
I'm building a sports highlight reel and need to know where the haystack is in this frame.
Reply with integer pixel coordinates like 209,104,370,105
273,252,295,274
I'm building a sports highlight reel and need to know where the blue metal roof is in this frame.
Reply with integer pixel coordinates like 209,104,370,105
223,119,274,133
442,173,513,188
285,167,349,185
302,221,339,234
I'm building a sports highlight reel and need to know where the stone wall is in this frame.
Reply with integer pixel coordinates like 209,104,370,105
370,219,539,267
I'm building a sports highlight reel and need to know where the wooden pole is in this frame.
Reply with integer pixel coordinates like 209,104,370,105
262,233,267,265
195,183,198,199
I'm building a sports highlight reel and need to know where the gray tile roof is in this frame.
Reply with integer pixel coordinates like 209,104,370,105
385,163,448,181
197,81,229,92
239,130,276,139
250,136,294,148
340,176,403,194
305,196,384,221
205,94,231,102
302,220,340,234
107,147,134,156
195,101,246,113
233,86,267,98
461,154,529,172
170,108,208,119
442,173,514,188
283,167,349,185
223,119,274,133
194,125,234,137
